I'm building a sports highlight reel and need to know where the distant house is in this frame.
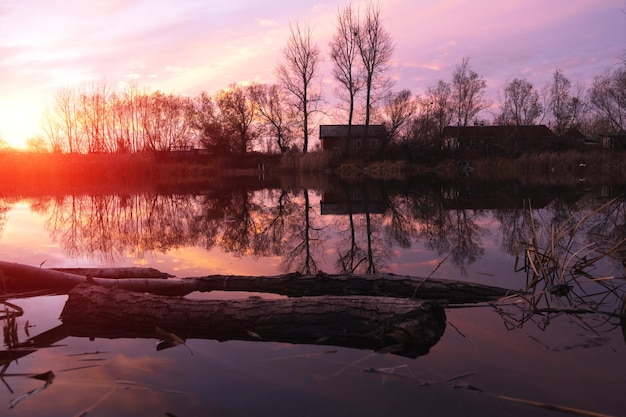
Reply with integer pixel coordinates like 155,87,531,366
441,125,555,155
599,133,626,149
319,125,387,154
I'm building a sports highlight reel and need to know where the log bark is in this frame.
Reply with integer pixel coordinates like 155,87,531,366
0,261,196,297
0,261,517,303
60,284,446,358
51,267,173,279
190,272,515,303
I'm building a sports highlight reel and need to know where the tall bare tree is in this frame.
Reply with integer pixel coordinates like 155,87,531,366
424,80,454,136
589,62,626,133
381,89,415,145
451,57,489,128
355,1,395,127
190,91,229,153
53,87,82,153
276,22,321,154
215,84,258,156
547,69,586,137
249,83,296,153
497,77,542,126
41,108,64,153
77,82,110,153
330,3,363,128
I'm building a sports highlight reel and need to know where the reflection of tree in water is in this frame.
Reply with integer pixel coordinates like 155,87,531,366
42,193,201,261
281,189,325,274
406,186,486,275
30,182,626,283
493,209,527,256
0,198,13,238
332,183,407,274
38,186,316,267
192,186,299,260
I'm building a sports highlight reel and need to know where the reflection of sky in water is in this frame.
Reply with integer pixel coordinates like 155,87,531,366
3,300,624,416
0,195,625,416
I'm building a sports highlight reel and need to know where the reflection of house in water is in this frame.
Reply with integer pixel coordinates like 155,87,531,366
321,189,388,215
440,183,558,210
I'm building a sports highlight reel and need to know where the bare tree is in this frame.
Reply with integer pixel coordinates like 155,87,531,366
497,78,542,126
451,57,489,127
52,87,83,153
249,83,296,153
41,108,64,153
355,1,395,127
424,80,454,136
190,91,229,153
276,21,321,154
26,136,49,153
381,89,415,145
215,84,258,156
589,62,626,133
330,3,364,128
547,69,586,137
77,82,111,153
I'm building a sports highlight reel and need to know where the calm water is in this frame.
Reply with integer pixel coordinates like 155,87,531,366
0,178,624,416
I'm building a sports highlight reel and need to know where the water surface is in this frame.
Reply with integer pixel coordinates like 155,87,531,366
0,178,624,416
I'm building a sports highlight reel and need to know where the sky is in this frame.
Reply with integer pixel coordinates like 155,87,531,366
0,0,624,148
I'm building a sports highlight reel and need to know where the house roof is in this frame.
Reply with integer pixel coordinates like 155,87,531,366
442,125,554,140
320,124,387,138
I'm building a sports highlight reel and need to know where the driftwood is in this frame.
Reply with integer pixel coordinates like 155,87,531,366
0,261,517,303
60,284,446,358
0,261,196,297
51,267,173,279
191,272,516,303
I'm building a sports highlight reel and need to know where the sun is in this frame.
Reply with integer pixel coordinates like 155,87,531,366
0,95,47,150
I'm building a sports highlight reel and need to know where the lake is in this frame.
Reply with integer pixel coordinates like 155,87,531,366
0,176,624,416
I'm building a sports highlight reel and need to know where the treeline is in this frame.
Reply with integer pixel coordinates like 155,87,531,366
25,1,626,158
38,83,293,156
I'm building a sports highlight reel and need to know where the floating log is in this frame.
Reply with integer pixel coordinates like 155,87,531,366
51,267,173,279
191,272,516,303
0,261,518,303
0,261,196,297
60,284,447,358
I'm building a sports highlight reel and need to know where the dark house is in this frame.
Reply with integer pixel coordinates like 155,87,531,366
600,133,626,149
441,125,555,155
320,189,387,215
319,125,387,154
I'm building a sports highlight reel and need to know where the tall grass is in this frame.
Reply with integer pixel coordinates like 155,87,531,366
471,149,626,185
494,198,626,333
279,151,330,173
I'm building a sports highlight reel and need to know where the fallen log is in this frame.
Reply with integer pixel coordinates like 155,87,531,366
190,271,516,303
51,267,173,279
0,261,518,303
60,284,447,358
0,261,196,297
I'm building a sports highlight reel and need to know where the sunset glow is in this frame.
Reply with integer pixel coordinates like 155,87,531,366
0,0,624,148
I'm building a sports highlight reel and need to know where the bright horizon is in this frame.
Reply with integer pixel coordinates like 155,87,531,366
0,0,624,149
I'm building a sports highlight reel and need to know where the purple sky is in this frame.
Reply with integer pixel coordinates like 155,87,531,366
0,0,624,147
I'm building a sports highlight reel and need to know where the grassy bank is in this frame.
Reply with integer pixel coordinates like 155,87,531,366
2,148,626,191
464,149,626,186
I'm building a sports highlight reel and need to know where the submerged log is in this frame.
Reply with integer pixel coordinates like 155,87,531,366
0,260,519,302
60,284,447,358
